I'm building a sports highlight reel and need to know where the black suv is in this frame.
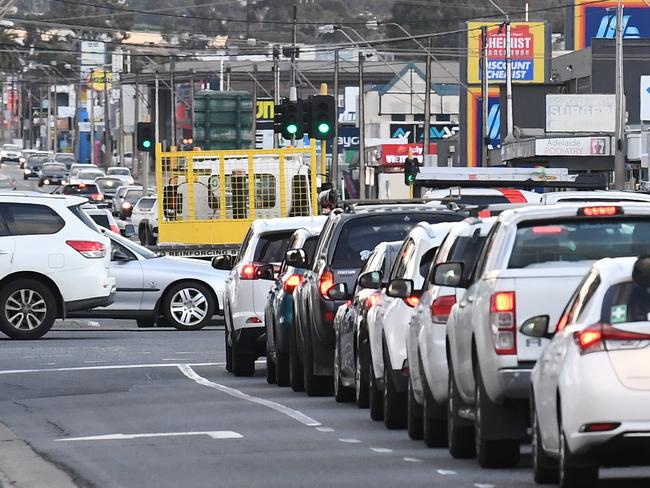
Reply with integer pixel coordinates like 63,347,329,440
290,203,466,396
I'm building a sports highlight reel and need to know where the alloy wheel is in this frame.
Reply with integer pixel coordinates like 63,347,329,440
5,289,47,331
169,287,209,326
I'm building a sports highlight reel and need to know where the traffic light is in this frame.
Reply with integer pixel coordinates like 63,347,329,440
136,122,154,152
307,95,335,140
404,157,420,186
274,99,305,140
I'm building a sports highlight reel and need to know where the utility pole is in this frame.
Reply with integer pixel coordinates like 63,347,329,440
291,4,298,89
104,70,110,169
226,66,231,91
614,0,626,189
73,81,81,158
170,58,176,147
190,71,195,145
90,87,95,165
358,52,366,199
46,82,52,151
273,48,280,148
118,81,125,166
423,36,432,159
481,25,489,167
53,80,58,152
252,65,258,147
17,76,23,146
332,49,339,195
133,73,139,174
505,20,514,141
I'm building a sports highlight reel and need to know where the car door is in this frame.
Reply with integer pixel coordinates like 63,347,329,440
0,207,15,279
105,238,144,311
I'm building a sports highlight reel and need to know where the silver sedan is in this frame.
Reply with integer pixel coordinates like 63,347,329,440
69,230,228,330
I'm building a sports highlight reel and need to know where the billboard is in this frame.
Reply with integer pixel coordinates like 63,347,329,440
535,137,612,156
571,0,650,50
546,94,616,133
466,87,501,168
467,21,546,84
381,143,437,166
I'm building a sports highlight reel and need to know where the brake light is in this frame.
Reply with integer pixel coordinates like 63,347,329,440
532,225,564,234
367,293,380,308
91,193,103,201
79,183,86,188
579,206,621,217
240,264,256,280
478,209,491,218
66,240,106,259
404,296,419,308
490,291,517,355
575,323,650,355
319,270,334,299
110,224,120,234
580,422,621,433
283,274,303,293
431,295,456,323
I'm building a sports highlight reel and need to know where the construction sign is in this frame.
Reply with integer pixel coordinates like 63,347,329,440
89,69,112,91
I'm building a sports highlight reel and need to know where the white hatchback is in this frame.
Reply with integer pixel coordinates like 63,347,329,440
528,256,650,488
0,193,116,339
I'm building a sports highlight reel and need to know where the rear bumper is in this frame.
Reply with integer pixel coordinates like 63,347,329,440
495,367,532,400
65,288,116,313
591,431,650,467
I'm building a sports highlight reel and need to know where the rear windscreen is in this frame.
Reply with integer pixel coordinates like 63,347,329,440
509,218,650,269
137,198,156,210
453,195,510,205
63,184,98,195
125,190,143,203
332,213,464,269
90,214,110,229
601,282,650,324
254,231,295,263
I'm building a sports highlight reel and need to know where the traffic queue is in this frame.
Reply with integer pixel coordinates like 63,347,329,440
217,186,650,488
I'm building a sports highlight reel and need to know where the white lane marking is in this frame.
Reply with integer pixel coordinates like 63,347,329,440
55,431,242,442
403,457,423,463
162,358,182,361
338,438,361,444
174,352,197,355
370,447,393,453
83,361,106,364
474,484,495,488
315,427,335,432
39,363,56,366
437,469,457,475
178,364,321,428
0,362,223,375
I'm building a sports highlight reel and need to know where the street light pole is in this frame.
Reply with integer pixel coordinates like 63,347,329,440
332,49,339,195
614,0,626,189
423,36,432,158
488,0,514,142
358,52,366,200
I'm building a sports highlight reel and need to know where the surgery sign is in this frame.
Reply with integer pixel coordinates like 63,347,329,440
467,21,546,84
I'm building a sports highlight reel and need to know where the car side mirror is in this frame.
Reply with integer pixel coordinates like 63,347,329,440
432,262,467,288
255,264,275,281
112,249,133,262
358,271,382,290
386,278,414,299
285,248,307,268
328,283,350,301
212,254,234,271
121,224,135,238
519,315,552,339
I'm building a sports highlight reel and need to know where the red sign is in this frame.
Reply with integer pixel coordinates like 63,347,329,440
380,143,437,166
485,25,534,60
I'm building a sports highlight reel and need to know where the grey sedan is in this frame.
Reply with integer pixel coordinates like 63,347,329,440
69,229,228,330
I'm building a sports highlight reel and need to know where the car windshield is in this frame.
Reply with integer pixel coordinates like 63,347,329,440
509,218,650,269
56,154,75,162
42,163,66,172
29,157,49,165
108,168,130,176
62,184,99,196
136,198,156,210
78,170,104,179
125,190,144,203
95,178,122,191
331,213,464,269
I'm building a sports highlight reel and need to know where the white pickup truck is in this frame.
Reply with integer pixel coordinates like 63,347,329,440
440,203,650,468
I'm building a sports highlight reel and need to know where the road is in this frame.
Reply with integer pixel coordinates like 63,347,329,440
1,325,649,488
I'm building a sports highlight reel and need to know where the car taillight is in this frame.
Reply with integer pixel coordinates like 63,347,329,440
404,296,419,308
490,291,516,355
580,422,621,433
575,323,650,355
319,270,334,299
578,206,622,217
431,295,456,323
66,240,106,259
283,274,303,293
91,193,103,201
110,224,120,234
367,293,380,308
240,264,257,280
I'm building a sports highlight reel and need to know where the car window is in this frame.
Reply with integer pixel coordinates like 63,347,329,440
3,145,20,151
136,198,156,211
254,231,294,264
125,190,144,203
110,238,137,261
68,204,100,232
89,214,110,230
509,219,650,269
108,168,130,176
391,239,416,280
418,247,438,286
601,281,650,325
236,228,254,264
303,236,319,263
42,164,66,172
96,178,122,191
0,203,65,235
473,223,501,281
314,217,337,263
354,247,385,294
63,184,99,196
557,271,601,330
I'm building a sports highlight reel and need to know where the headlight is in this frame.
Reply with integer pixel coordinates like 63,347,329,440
19,157,26,163
122,202,132,209
44,179,50,185
24,169,31,174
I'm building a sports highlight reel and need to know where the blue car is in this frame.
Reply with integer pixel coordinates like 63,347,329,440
265,227,322,387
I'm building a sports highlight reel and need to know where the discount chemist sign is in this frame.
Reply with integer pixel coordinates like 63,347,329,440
467,21,546,84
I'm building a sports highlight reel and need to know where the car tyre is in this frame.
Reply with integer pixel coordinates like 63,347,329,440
276,353,290,387
38,179,44,187
475,365,520,468
369,354,384,421
532,402,559,484
447,361,476,459
162,282,214,331
334,329,354,402
421,356,447,447
0,279,56,340
355,336,370,408
407,378,424,440
225,327,232,372
559,430,598,488
136,318,155,328
382,342,407,429
303,331,332,396
266,350,276,384
289,320,304,392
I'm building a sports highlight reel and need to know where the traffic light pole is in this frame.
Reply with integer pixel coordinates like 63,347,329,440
331,49,339,196
358,52,366,199
320,83,327,180
143,151,150,196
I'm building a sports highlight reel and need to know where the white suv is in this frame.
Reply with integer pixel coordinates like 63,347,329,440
218,216,326,376
131,197,158,245
0,193,116,339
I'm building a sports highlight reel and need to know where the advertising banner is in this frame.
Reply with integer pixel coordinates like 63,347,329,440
535,137,612,156
381,143,437,166
466,87,501,168
467,21,546,84
546,94,616,133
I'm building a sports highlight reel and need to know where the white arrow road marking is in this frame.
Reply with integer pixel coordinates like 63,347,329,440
338,438,361,444
474,484,496,488
370,447,393,453
178,364,321,428
55,431,242,442
436,469,457,475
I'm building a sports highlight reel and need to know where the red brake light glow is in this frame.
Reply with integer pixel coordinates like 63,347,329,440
319,270,334,299
66,240,106,259
478,209,491,218
240,264,256,280
404,296,419,308
491,291,515,313
431,295,456,323
579,206,621,217
575,323,650,355
532,225,564,235
367,293,380,308
580,423,621,433
490,291,517,355
283,274,303,293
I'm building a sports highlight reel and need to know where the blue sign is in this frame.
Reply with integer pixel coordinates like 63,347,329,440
584,7,650,47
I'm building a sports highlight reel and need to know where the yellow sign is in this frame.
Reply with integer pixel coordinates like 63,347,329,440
467,21,546,85
89,70,112,91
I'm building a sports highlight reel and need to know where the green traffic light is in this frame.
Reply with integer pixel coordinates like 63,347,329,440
142,140,152,149
407,174,415,184
286,123,298,135
317,122,331,135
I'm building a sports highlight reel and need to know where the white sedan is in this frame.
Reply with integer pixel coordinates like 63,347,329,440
107,166,135,185
527,256,650,488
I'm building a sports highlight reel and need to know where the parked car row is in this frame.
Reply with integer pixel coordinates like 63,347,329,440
218,191,650,488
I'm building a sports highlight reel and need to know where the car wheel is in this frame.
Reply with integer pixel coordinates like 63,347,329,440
475,364,520,468
532,402,559,484
162,282,214,331
559,429,598,488
407,378,424,440
232,340,255,377
225,327,232,372
369,351,384,421
334,329,354,402
303,333,332,397
383,341,407,429
266,349,276,384
136,318,155,328
355,336,369,408
289,320,304,392
38,180,44,187
23,174,27,180
139,226,148,245
420,354,447,447
0,280,56,340
447,360,475,459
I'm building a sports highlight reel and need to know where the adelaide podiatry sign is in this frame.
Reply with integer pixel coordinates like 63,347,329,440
467,21,546,84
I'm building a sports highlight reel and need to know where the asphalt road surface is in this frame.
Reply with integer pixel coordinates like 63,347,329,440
1,324,649,488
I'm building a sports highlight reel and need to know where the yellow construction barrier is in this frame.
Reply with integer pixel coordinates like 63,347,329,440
155,143,319,246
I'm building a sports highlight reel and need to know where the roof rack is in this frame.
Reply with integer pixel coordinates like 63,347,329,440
413,178,607,197
339,198,438,213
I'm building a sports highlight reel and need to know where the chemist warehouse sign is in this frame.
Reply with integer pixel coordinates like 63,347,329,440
467,21,546,84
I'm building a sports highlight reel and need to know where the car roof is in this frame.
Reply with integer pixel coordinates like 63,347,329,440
497,202,650,226
543,190,650,203
251,216,327,234
0,192,86,206
591,257,638,285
